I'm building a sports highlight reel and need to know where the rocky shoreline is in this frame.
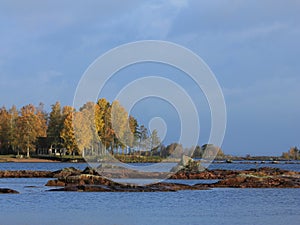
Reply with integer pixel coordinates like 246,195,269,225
1,166,300,193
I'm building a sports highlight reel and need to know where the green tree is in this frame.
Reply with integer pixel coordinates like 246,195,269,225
95,98,115,153
8,105,19,154
111,100,133,154
0,107,11,153
149,129,161,155
137,125,148,153
129,116,138,136
47,102,63,152
128,116,139,153
79,102,100,156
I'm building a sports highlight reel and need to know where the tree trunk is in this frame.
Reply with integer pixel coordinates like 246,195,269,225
26,146,30,158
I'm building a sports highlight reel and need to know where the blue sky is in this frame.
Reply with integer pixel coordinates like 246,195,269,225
0,0,299,155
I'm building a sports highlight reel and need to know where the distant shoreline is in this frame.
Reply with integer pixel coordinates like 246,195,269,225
0,160,296,164
0,155,300,164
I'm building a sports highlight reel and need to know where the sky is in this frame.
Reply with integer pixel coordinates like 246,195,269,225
0,0,299,156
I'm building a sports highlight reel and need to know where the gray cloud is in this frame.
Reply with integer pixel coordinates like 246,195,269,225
0,0,299,155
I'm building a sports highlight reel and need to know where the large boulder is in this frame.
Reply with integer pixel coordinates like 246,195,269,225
171,155,203,173
53,167,82,179
45,179,66,186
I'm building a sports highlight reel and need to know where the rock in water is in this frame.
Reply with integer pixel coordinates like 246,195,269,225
45,179,66,186
0,188,19,194
171,155,203,173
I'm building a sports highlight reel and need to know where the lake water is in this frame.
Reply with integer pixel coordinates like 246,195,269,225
1,162,300,225
0,161,300,172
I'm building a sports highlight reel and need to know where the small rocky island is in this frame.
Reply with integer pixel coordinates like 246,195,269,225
1,158,300,193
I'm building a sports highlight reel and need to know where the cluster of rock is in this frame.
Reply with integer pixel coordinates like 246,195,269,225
43,166,300,191
209,174,300,188
208,167,300,188
45,167,209,192
172,162,300,188
1,159,300,192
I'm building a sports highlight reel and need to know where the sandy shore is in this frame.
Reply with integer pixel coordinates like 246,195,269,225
0,157,58,163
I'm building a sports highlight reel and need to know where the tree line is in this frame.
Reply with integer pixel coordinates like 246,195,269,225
0,99,165,157
0,99,226,159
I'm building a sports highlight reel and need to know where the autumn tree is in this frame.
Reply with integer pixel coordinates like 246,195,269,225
0,100,142,157
60,106,77,155
73,111,87,155
282,146,299,160
36,103,47,138
111,100,134,154
15,104,47,157
73,102,100,156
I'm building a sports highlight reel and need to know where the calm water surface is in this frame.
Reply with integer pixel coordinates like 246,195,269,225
0,162,299,225
0,161,300,171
